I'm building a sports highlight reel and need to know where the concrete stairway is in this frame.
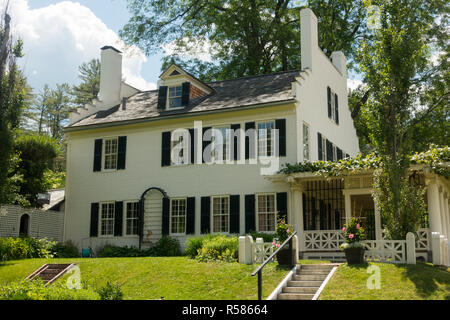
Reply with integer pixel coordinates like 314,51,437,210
25,264,75,286
277,264,336,300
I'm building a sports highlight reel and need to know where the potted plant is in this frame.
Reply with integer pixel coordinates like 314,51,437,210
273,217,294,265
340,217,366,264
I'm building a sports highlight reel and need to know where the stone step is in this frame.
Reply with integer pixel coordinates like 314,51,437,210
278,293,315,300
296,270,331,275
287,280,323,287
293,274,328,281
282,286,318,294
300,264,335,270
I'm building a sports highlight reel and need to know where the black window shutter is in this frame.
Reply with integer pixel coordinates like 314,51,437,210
189,128,196,164
245,194,255,233
200,196,211,234
230,124,240,161
181,82,190,106
335,93,339,124
229,195,240,234
162,197,170,235
276,192,288,223
114,201,123,236
93,139,102,172
161,131,171,167
157,86,168,110
275,119,286,157
317,132,323,160
326,139,333,161
117,136,127,170
327,87,332,118
90,203,99,237
186,197,196,234
245,122,255,160
337,147,343,160
202,127,212,163
138,200,144,237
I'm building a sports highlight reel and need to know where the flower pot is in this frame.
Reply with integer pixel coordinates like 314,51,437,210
343,247,365,265
276,247,292,265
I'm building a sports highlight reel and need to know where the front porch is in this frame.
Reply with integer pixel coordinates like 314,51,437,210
270,170,450,265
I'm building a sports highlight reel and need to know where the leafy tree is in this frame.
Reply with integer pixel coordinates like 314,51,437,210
71,58,100,107
0,10,26,204
13,134,59,207
45,83,72,140
120,0,369,80
357,0,449,239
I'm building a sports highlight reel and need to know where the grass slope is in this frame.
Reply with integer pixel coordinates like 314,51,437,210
320,262,450,300
0,257,291,300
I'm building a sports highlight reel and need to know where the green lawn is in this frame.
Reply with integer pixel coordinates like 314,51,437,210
320,262,450,300
0,257,292,300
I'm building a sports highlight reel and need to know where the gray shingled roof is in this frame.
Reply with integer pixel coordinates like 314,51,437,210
68,69,300,129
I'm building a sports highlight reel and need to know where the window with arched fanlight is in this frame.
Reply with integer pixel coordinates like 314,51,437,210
19,214,30,236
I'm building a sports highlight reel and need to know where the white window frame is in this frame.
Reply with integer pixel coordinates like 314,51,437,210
170,131,187,166
170,198,187,235
303,123,310,161
257,120,275,158
103,137,118,171
212,126,230,163
99,202,115,237
330,90,336,122
124,201,139,236
256,193,277,233
168,85,183,109
211,195,230,234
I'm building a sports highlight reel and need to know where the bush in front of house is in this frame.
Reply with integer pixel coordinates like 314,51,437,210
185,234,214,258
0,237,56,261
97,236,181,258
247,230,275,242
0,279,100,300
52,241,80,258
195,234,238,263
150,236,181,256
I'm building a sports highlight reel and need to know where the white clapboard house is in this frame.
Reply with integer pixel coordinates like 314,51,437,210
63,8,449,263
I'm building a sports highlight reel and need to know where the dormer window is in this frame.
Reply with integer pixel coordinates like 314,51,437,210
169,86,183,109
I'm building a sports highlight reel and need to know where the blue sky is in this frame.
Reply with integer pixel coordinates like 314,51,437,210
4,0,164,93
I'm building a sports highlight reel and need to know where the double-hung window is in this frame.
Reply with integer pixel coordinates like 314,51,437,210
212,127,230,162
257,194,276,232
303,123,310,161
104,138,118,170
171,133,186,165
212,196,229,233
257,121,275,157
169,86,183,109
125,202,139,236
100,202,115,236
321,135,327,161
170,198,186,234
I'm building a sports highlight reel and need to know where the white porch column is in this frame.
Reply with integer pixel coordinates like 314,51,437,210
442,192,449,239
291,185,305,251
374,201,382,240
344,193,351,223
427,179,442,234
438,187,447,238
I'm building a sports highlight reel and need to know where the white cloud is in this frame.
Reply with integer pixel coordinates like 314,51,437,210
347,79,364,91
1,0,156,91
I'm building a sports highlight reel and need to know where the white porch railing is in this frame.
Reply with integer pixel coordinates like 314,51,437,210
253,238,275,263
364,240,406,263
304,230,345,251
416,228,431,251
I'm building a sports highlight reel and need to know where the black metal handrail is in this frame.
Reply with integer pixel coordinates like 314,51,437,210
251,231,297,300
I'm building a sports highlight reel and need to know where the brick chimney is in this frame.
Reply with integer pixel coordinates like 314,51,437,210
300,8,318,71
98,46,122,106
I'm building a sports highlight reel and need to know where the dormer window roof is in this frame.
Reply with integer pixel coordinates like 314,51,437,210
157,64,213,111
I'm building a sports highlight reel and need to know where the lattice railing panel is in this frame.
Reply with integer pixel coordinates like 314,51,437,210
253,242,274,263
416,228,430,250
364,240,406,263
304,230,345,251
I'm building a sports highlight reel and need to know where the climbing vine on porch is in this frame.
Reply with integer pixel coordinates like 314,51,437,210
279,145,450,179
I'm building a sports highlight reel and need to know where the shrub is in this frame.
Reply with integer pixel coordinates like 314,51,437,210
52,241,79,258
0,237,55,261
195,235,238,263
0,279,99,300
97,245,142,258
185,234,214,258
152,236,181,256
97,281,123,300
247,231,274,242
